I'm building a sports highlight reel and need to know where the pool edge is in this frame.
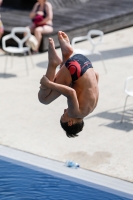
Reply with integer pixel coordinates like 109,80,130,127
0,144,133,199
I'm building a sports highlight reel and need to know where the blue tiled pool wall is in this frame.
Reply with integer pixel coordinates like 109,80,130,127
0,157,131,200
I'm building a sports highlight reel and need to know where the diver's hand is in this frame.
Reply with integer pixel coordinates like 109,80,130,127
40,75,50,89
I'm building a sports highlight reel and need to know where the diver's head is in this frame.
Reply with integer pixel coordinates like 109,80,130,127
60,109,84,138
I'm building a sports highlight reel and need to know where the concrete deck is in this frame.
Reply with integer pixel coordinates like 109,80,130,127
0,27,133,183
1,0,133,51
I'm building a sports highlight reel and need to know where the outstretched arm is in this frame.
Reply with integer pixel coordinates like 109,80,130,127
41,75,82,118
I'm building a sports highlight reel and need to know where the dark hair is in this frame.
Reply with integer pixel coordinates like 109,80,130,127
60,120,84,138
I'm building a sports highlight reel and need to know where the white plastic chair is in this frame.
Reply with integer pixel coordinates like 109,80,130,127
71,30,107,73
2,27,34,76
121,76,133,122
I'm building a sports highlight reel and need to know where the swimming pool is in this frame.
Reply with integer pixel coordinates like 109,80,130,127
0,145,133,200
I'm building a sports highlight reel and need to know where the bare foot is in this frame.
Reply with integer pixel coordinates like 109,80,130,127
58,31,73,64
48,38,62,67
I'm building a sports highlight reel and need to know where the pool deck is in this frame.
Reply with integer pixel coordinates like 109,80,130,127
1,0,133,51
0,26,133,183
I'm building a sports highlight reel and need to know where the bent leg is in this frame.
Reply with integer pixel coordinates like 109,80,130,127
24,25,35,36
39,67,72,104
34,27,43,51
46,38,62,81
42,25,53,34
0,27,4,40
58,31,73,67
0,20,4,40
39,38,72,104
39,38,62,103
45,37,72,87
34,25,53,52
0,32,3,40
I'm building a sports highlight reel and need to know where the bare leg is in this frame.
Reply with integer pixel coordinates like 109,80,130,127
58,31,73,67
34,26,53,52
0,19,4,40
39,38,62,101
46,38,62,81
34,27,42,52
24,25,34,37
0,32,3,55
24,25,35,47
0,32,3,40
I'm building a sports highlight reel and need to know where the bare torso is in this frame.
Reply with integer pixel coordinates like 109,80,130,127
71,68,99,117
54,65,99,118
44,2,53,25
30,2,53,26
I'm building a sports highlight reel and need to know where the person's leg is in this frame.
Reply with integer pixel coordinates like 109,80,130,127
39,37,62,101
24,25,35,39
0,32,3,40
34,25,53,52
58,31,73,67
46,38,62,81
44,31,73,83
0,19,4,40
24,25,34,35
39,37,72,104
0,31,4,51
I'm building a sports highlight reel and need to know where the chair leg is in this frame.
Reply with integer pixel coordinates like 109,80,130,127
24,52,29,76
4,54,8,75
99,53,107,74
11,53,14,68
121,95,129,123
28,50,34,68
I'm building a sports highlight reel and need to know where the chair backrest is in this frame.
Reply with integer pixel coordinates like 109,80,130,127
2,34,12,50
87,30,104,52
11,27,31,48
2,27,31,50
71,35,88,47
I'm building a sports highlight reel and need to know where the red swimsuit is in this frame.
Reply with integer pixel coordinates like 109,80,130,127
65,54,93,82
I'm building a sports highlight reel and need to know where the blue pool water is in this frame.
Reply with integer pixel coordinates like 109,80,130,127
0,157,131,200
